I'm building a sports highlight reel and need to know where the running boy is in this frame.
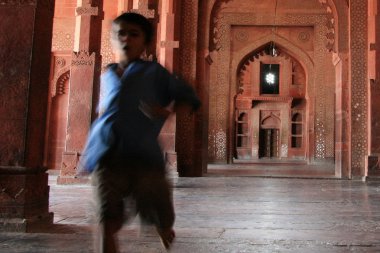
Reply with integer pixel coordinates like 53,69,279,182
80,12,200,253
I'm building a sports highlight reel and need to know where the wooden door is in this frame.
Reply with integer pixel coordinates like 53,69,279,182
259,129,279,158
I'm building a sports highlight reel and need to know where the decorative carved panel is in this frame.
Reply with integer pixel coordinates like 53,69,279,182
71,50,95,66
52,18,75,52
100,28,114,70
350,0,368,174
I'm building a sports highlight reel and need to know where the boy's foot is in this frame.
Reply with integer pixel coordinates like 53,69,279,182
156,227,175,250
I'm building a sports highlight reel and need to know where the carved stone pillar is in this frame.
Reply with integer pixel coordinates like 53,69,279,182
58,0,101,184
158,0,178,72
0,0,55,231
176,0,203,176
334,53,351,178
157,0,179,175
350,0,368,178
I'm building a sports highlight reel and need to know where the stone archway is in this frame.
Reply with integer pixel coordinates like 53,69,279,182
195,0,354,177
206,6,337,168
231,35,314,163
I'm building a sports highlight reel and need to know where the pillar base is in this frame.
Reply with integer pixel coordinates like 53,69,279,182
0,166,53,232
57,175,90,184
367,155,380,177
0,213,53,232
58,152,90,184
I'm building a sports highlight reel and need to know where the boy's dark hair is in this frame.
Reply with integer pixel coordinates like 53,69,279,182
113,12,153,44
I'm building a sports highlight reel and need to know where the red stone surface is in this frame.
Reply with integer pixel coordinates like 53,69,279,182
65,52,95,152
0,168,49,218
25,3,55,168
0,6,35,166
0,1,55,231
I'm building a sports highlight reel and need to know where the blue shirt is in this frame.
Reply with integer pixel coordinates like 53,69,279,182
79,60,200,173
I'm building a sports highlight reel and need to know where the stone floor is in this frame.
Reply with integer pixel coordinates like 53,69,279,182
1,165,380,252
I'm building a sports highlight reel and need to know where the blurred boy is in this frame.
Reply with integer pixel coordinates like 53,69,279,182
80,12,200,253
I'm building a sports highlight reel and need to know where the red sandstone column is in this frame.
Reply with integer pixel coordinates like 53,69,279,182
350,0,369,178
0,0,55,231
57,0,102,184
176,0,203,176
158,0,178,72
157,0,180,175
334,52,351,178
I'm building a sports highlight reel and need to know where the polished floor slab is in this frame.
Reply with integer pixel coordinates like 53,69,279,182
1,167,380,253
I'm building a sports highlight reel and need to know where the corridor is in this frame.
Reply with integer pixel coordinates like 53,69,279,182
1,170,380,253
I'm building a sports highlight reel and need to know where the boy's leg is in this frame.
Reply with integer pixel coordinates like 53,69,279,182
134,171,176,249
92,167,128,253
97,220,121,253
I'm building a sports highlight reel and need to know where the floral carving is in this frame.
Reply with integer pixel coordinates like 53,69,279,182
298,31,310,42
235,31,249,42
55,57,66,68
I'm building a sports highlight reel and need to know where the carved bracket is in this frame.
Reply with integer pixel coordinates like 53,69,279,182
52,70,70,97
71,51,95,67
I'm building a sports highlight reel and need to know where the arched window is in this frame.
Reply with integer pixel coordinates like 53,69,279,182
260,63,280,94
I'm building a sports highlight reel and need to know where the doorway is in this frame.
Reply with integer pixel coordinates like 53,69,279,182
259,128,279,158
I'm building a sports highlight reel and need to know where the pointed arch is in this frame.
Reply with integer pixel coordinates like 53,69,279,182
230,33,315,162
231,33,314,101
261,114,281,129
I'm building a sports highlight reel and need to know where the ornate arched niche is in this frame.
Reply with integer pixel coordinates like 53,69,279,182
234,43,307,161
